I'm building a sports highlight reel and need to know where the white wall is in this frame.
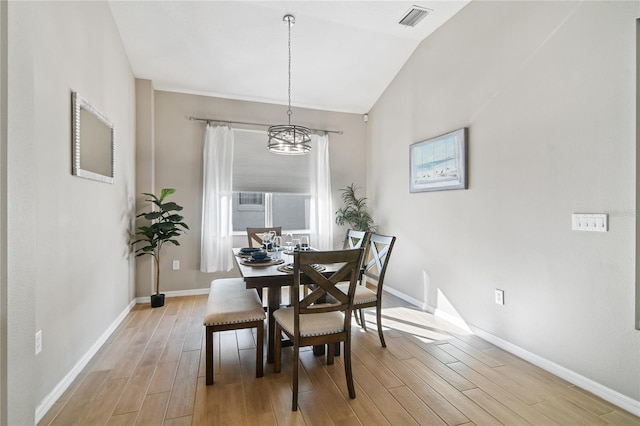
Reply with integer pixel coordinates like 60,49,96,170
0,1,7,424
7,2,135,423
368,0,639,407
135,90,366,296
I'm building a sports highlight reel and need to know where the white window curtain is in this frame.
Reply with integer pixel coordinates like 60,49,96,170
200,125,235,273
309,134,333,250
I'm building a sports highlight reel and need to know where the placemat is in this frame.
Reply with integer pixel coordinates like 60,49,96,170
239,258,285,267
277,263,326,274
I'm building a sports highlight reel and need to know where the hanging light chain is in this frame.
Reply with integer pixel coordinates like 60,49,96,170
286,15,293,124
267,14,312,155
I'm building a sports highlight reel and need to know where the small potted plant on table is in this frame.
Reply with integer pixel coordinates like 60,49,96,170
132,188,189,308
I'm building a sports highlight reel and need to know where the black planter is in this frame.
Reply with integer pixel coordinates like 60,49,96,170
150,293,165,308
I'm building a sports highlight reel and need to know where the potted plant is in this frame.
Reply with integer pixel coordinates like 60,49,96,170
335,184,377,232
132,188,189,308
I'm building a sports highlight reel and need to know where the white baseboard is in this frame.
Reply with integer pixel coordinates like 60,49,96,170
470,325,640,417
134,287,210,304
384,285,430,311
35,299,137,424
383,286,640,417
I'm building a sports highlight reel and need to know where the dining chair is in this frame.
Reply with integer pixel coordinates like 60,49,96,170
273,248,364,411
342,229,369,251
336,233,396,347
340,229,369,327
246,226,282,303
247,226,282,248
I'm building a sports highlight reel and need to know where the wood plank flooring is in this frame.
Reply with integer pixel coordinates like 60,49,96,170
38,292,640,425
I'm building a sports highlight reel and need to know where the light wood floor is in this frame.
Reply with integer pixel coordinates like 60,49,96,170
38,292,640,425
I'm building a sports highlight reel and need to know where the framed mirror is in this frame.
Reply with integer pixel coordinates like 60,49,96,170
71,92,114,184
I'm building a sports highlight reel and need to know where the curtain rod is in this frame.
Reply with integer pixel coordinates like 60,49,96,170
187,116,343,135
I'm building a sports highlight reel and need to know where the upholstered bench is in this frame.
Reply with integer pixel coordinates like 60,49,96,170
204,278,266,385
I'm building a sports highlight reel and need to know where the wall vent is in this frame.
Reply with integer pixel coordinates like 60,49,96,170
398,6,431,27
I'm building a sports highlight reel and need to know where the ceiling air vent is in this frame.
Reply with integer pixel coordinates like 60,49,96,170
398,6,431,27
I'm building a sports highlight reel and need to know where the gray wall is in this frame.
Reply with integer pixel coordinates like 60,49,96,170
135,89,367,296
6,2,136,423
368,1,639,404
0,1,6,424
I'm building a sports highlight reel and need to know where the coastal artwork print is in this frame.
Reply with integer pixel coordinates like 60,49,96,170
410,128,468,193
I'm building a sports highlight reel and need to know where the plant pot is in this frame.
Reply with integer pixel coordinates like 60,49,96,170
150,293,165,308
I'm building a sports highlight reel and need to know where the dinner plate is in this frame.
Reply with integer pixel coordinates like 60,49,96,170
240,247,261,254
244,257,272,264
283,263,320,270
277,263,325,274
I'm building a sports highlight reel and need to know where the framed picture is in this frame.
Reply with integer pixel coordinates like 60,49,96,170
410,127,468,193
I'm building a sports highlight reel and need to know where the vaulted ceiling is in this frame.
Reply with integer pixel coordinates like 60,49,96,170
108,1,469,114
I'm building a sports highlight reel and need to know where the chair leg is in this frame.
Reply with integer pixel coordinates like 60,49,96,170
359,309,367,331
327,344,334,365
274,323,282,373
376,304,386,348
292,344,299,411
343,337,356,399
256,321,264,377
206,326,214,385
334,342,340,357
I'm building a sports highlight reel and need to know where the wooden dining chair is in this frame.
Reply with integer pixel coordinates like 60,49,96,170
340,229,369,327
337,233,396,347
273,248,364,411
246,226,282,248
246,226,282,303
342,229,369,251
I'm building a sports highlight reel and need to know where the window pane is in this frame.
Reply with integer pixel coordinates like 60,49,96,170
232,192,265,231
273,193,310,231
232,192,311,232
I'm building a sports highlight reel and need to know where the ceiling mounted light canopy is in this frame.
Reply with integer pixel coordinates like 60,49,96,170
267,14,312,155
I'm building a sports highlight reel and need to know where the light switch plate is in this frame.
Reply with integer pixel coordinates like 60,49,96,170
572,213,608,232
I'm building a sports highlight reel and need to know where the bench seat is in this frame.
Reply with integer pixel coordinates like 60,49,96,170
204,278,265,384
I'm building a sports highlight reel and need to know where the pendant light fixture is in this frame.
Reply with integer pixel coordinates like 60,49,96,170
267,14,312,155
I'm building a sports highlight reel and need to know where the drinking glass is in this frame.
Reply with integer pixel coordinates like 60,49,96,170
284,233,293,250
292,238,301,251
273,236,282,250
300,236,310,251
262,231,274,250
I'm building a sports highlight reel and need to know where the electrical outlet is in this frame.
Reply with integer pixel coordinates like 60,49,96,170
35,330,42,355
495,289,505,305
172,260,180,270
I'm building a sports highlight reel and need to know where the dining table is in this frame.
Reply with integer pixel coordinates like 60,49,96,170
233,247,333,363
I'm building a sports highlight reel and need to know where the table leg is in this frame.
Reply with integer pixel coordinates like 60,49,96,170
313,344,326,356
267,287,281,364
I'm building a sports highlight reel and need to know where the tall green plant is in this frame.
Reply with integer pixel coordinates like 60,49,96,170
132,188,189,296
335,184,377,232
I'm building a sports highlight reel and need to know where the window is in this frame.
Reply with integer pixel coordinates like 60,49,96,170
238,193,264,206
232,192,310,232
231,129,313,233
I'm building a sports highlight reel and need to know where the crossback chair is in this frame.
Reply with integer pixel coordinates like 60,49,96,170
342,229,369,250
246,227,282,303
247,226,282,248
341,230,370,327
337,233,396,347
273,248,364,411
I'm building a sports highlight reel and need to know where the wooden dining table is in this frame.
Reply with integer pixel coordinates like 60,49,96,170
233,248,332,363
